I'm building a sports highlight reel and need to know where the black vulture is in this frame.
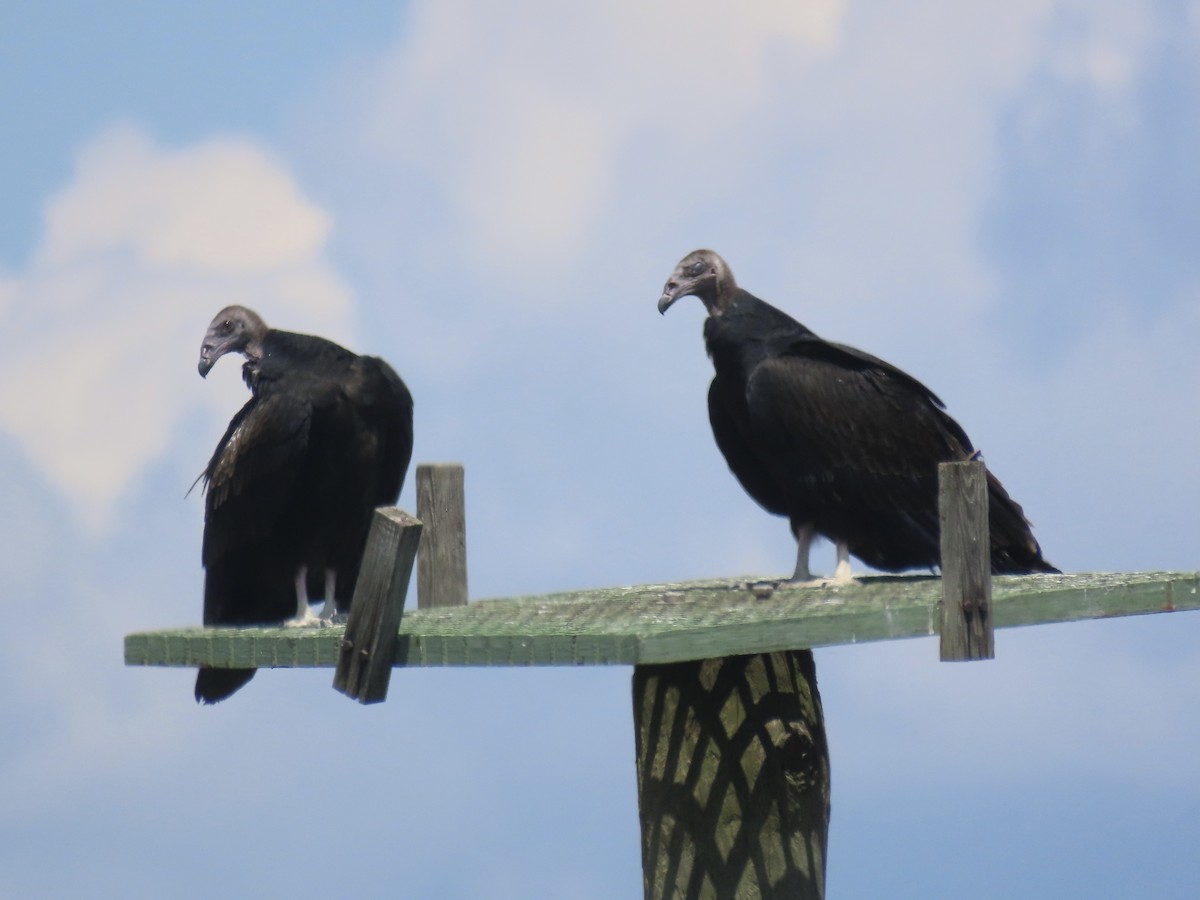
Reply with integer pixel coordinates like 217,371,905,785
194,306,414,703
657,249,1056,584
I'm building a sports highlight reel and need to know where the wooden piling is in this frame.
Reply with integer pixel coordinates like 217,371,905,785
633,651,830,900
416,463,468,608
333,507,422,703
938,460,993,661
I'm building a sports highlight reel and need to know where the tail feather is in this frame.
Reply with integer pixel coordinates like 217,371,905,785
986,472,1059,575
195,667,256,704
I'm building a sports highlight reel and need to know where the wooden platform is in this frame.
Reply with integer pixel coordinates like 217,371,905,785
124,571,1198,671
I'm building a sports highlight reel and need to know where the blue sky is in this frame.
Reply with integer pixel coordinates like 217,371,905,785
2,1,1198,897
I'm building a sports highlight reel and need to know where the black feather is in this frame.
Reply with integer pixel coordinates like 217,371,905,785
195,320,414,703
662,250,1056,576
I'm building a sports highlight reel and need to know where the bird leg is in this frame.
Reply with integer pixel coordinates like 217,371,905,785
786,524,815,584
785,526,860,587
284,565,321,627
318,568,339,623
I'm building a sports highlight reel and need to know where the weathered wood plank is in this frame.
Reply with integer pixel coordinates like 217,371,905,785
125,572,1200,670
416,464,468,609
333,507,422,703
939,460,994,661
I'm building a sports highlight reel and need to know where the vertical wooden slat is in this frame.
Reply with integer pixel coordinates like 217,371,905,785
633,652,830,900
416,463,468,608
334,507,422,703
938,460,994,661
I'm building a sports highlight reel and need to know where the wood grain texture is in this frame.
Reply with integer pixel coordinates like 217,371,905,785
416,464,468,609
126,572,1200,670
939,461,994,661
333,507,422,703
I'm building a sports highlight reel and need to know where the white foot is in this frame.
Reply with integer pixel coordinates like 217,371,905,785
283,607,322,627
784,541,860,587
828,542,861,586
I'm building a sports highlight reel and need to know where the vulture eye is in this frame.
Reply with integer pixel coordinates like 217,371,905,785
688,262,705,277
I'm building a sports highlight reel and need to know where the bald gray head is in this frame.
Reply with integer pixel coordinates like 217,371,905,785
198,305,268,377
657,249,737,317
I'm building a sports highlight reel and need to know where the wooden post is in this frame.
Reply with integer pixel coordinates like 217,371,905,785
334,507,422,703
416,463,468,608
938,460,994,661
633,652,830,900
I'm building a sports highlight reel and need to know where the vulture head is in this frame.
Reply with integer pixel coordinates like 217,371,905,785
657,249,736,317
198,306,268,377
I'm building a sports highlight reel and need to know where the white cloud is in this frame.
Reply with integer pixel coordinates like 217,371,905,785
0,125,354,534
356,0,845,271
38,126,332,271
1044,2,1156,92
997,1,1160,150
1033,295,1200,568
317,0,1167,332
285,0,1191,586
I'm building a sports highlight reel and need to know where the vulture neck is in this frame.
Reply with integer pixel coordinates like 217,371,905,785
238,332,271,389
698,273,737,317
704,290,815,373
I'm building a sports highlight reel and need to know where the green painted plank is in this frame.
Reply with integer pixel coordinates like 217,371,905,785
124,571,1200,670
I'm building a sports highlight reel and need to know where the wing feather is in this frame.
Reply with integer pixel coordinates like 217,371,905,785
202,390,312,567
355,356,414,505
707,377,789,517
745,346,974,485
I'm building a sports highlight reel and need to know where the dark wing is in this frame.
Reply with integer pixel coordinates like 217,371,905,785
196,388,315,704
745,340,1054,573
304,355,414,613
707,377,790,518
201,389,313,624
736,341,970,570
813,340,953,415
745,340,973,492
355,356,414,505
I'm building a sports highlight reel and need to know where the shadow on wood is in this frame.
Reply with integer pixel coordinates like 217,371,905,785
634,651,830,900
333,507,422,704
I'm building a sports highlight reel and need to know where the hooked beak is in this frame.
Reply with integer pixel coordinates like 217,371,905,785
197,336,231,378
657,278,689,314
198,344,217,378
